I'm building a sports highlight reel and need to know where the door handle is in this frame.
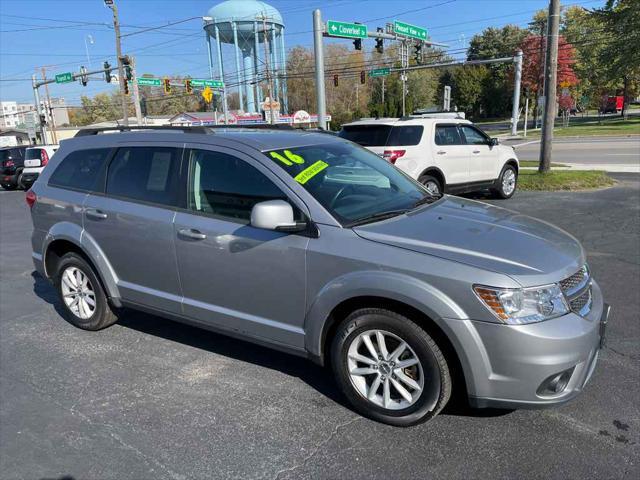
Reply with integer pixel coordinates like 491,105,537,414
86,209,107,220
178,228,207,240
436,151,446,155
473,150,481,154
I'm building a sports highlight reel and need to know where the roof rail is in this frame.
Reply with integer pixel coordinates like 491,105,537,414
74,123,295,137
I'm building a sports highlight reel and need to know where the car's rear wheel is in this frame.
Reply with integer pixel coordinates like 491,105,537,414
492,165,517,199
54,252,118,331
16,172,25,190
418,174,442,196
1,183,17,190
331,308,451,426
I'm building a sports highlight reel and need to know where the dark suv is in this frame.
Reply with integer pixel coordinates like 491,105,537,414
1,145,29,190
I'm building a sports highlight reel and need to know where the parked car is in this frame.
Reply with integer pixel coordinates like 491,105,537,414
339,116,519,198
28,127,607,426
0,145,29,190
21,145,59,189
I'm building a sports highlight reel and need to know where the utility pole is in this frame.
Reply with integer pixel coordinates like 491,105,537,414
41,68,58,145
400,40,409,116
312,9,327,129
536,19,547,128
261,16,276,125
510,49,523,136
107,1,129,126
32,74,47,145
539,0,560,173
381,77,385,116
130,57,143,125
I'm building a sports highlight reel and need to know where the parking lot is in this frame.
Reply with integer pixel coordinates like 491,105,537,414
1,174,638,479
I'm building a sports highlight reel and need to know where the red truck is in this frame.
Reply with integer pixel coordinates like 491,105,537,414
600,95,624,114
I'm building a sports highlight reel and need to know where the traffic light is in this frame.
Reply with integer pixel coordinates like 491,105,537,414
333,75,339,87
185,79,193,94
39,114,47,126
414,42,423,64
104,61,112,83
123,79,130,95
121,55,133,81
353,38,362,51
360,70,366,85
163,77,171,94
375,27,384,54
79,66,88,86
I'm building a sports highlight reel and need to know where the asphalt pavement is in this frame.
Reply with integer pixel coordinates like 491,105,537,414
1,176,639,479
505,136,640,172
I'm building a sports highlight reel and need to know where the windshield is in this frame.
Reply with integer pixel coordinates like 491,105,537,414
264,142,436,226
339,125,423,147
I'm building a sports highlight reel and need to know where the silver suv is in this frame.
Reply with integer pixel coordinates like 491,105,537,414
28,127,609,426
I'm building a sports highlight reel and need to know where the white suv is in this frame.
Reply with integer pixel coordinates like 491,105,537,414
339,117,519,198
22,145,58,189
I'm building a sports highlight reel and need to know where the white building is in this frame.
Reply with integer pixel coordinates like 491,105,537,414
0,101,19,128
1,98,69,130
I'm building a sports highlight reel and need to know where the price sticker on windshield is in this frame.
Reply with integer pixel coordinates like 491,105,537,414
294,160,329,184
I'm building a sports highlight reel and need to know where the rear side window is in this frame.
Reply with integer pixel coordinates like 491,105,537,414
49,148,111,191
386,126,423,146
339,125,423,147
434,125,463,146
188,149,285,223
106,147,181,206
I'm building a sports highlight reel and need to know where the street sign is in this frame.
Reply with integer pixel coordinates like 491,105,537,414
369,68,390,77
55,72,73,84
202,86,213,104
137,77,161,86
394,20,428,41
104,0,114,5
326,20,367,39
191,79,224,88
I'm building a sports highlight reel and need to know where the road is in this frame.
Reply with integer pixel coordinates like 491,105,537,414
1,177,639,479
504,136,640,172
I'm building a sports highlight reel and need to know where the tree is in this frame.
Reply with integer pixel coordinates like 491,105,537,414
520,34,579,97
286,46,315,113
438,65,490,118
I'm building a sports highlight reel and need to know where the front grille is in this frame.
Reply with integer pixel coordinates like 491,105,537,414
560,265,592,316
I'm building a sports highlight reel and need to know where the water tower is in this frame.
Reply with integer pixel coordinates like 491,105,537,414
203,0,288,115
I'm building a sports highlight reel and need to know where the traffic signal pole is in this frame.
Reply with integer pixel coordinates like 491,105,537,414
108,1,129,126
312,9,327,130
31,74,47,145
510,49,523,136
130,57,143,125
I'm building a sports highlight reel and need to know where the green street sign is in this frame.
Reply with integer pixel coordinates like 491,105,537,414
55,72,73,84
326,20,367,39
394,20,428,41
369,68,390,77
137,77,161,86
191,79,224,88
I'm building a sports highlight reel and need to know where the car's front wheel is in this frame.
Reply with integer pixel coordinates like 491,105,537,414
493,164,518,199
418,174,443,196
331,308,451,426
54,252,118,331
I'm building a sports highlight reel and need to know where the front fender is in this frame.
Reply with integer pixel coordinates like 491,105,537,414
304,270,469,360
43,222,120,302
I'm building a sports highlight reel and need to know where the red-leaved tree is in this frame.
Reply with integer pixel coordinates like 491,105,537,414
520,34,579,95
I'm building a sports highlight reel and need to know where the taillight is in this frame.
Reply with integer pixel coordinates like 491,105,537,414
26,189,37,209
40,149,49,166
4,160,15,168
382,150,406,164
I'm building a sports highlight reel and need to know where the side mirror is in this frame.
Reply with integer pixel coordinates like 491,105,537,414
250,200,307,233
489,137,499,147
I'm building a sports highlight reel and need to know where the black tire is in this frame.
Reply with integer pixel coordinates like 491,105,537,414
54,252,118,331
1,183,17,191
492,164,518,199
418,174,443,196
331,308,451,427
16,171,25,190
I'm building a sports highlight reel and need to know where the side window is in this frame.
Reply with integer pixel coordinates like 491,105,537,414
460,126,489,145
387,126,424,146
49,148,111,192
188,149,286,223
106,147,181,206
434,125,463,146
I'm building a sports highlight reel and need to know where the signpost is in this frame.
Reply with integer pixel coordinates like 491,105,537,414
191,79,224,88
394,20,428,41
137,77,161,86
369,68,390,77
54,72,73,84
326,20,367,39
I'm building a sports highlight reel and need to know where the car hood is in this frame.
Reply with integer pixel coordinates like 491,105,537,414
353,196,585,286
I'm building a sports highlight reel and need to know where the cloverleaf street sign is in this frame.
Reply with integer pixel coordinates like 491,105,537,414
326,20,367,39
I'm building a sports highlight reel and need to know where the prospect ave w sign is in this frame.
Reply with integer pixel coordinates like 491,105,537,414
326,20,367,39
191,79,225,88
394,20,428,41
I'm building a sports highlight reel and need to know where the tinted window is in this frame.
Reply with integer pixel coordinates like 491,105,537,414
188,149,285,223
387,126,424,146
434,125,463,146
49,148,111,191
460,125,488,145
25,149,42,160
106,147,181,206
339,125,424,147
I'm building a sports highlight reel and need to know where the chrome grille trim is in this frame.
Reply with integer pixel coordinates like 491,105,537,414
560,265,592,317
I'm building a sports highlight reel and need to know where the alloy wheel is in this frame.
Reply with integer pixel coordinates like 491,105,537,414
347,329,424,410
502,169,516,196
61,266,96,320
423,180,440,196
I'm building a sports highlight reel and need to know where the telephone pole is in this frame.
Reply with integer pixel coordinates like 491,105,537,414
130,57,143,125
41,68,58,144
261,15,276,125
107,1,129,126
312,9,327,129
539,0,560,173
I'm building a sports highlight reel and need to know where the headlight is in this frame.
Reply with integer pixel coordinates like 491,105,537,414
473,284,569,324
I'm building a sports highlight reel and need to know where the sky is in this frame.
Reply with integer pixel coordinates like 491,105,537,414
0,0,605,107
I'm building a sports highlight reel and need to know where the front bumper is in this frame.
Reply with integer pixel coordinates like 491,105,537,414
445,280,607,409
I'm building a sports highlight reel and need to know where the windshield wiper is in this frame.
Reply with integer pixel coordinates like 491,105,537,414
412,193,441,208
349,209,410,227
